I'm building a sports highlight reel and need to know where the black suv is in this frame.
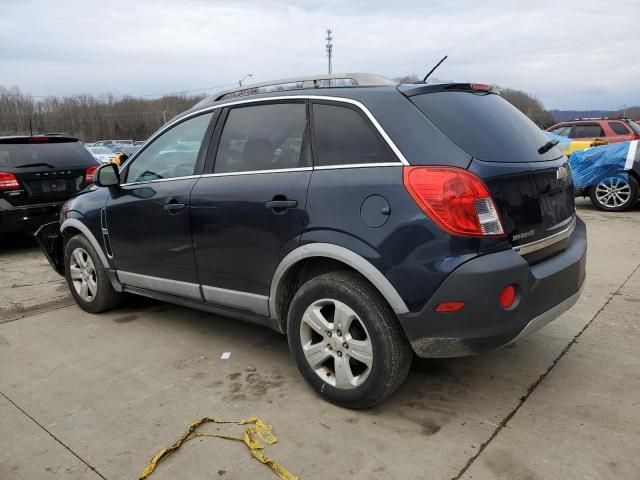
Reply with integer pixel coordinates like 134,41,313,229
0,136,99,234
36,74,587,408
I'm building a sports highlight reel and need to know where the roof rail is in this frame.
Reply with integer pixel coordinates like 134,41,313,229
209,73,396,102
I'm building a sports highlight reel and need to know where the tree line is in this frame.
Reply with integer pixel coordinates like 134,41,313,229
4,79,630,140
0,86,204,141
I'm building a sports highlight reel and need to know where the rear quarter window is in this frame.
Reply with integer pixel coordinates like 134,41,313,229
608,122,630,135
409,91,561,163
0,141,96,169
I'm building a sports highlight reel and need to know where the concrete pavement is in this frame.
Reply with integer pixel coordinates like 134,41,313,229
1,199,639,479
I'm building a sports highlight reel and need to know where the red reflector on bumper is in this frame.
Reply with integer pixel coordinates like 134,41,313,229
499,285,517,309
434,301,465,313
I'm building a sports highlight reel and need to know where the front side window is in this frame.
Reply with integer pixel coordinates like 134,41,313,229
608,122,630,135
125,113,213,183
312,103,393,166
549,125,572,137
572,123,604,138
214,103,309,174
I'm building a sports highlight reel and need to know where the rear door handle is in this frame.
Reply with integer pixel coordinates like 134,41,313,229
265,200,297,209
164,200,186,213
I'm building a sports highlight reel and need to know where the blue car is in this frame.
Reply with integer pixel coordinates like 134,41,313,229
35,74,586,408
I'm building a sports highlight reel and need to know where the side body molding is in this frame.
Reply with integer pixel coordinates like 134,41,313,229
269,243,409,319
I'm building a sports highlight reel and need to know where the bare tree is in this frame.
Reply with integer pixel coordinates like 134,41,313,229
0,86,205,140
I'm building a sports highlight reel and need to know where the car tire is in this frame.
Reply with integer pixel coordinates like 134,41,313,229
589,174,639,212
64,234,122,313
287,271,412,409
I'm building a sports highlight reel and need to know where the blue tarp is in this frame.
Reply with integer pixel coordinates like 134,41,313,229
568,140,638,189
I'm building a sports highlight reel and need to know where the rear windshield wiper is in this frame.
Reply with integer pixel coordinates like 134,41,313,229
16,162,56,168
538,139,559,155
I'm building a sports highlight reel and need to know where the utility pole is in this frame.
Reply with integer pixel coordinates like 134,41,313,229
325,29,333,74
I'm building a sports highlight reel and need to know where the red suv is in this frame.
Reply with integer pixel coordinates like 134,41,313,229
547,118,640,144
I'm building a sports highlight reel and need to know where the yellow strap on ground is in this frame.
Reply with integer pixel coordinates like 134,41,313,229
137,416,299,480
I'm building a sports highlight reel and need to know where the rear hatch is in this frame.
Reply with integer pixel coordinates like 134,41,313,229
0,137,98,207
403,85,575,259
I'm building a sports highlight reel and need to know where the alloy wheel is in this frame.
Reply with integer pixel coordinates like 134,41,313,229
69,247,97,302
299,298,373,389
595,177,632,208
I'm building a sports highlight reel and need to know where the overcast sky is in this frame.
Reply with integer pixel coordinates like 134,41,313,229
1,0,639,110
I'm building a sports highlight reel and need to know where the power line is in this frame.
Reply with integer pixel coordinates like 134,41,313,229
0,82,238,100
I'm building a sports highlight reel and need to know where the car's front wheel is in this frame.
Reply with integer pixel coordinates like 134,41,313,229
287,271,412,409
590,175,639,212
65,234,122,313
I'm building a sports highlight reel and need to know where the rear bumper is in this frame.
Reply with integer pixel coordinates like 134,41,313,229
0,201,63,234
398,217,587,358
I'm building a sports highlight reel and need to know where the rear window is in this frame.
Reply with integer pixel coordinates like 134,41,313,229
0,141,95,169
409,91,561,163
627,121,640,136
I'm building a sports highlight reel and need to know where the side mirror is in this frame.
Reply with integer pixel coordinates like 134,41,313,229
94,163,120,187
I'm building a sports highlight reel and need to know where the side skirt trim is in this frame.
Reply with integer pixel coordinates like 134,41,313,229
117,271,203,301
201,285,269,316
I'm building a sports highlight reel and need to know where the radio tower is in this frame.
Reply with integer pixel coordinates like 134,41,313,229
326,29,333,74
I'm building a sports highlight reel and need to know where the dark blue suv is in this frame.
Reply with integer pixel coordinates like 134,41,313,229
36,74,587,408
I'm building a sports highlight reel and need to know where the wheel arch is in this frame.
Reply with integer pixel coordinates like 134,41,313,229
61,218,110,269
269,243,409,332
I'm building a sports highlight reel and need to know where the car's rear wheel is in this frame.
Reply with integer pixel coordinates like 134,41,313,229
590,175,639,212
287,271,412,409
65,234,122,313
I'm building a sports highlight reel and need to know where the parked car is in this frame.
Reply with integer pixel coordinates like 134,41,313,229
0,135,99,234
547,118,640,144
114,139,134,146
35,74,586,408
87,146,117,164
92,140,116,147
569,140,640,211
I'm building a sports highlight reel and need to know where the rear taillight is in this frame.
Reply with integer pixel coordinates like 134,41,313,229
631,134,640,141
403,166,505,237
0,172,20,191
85,165,99,184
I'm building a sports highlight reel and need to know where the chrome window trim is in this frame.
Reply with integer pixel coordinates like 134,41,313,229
200,167,312,179
120,174,201,187
314,162,402,170
120,94,410,173
512,217,576,256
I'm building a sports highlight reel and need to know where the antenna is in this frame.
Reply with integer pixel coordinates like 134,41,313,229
326,29,333,74
423,55,448,83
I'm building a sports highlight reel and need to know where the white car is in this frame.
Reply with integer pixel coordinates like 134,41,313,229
87,147,116,164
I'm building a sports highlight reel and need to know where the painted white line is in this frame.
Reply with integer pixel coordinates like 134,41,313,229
220,352,231,360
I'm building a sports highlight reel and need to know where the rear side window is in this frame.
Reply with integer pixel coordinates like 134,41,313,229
572,124,605,138
608,122,630,135
0,141,95,168
409,91,561,163
214,103,310,174
312,103,394,166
